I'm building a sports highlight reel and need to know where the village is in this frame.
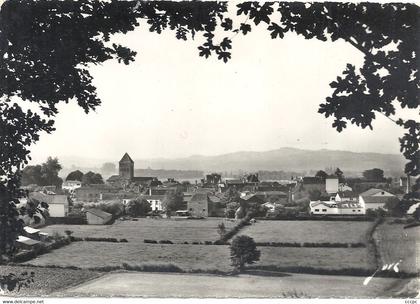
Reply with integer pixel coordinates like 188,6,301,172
18,152,417,229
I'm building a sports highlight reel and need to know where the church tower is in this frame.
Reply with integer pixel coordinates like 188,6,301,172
119,152,134,180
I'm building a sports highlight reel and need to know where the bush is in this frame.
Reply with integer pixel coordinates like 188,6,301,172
122,262,184,273
70,236,83,242
125,199,152,217
144,239,157,244
230,235,260,271
158,240,173,244
225,202,240,219
217,222,226,238
84,237,118,242
120,238,128,243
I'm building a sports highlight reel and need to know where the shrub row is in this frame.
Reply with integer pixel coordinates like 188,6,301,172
403,222,420,229
217,213,254,243
20,261,418,279
255,242,366,248
246,265,419,278
144,239,230,245
47,216,87,225
256,216,375,222
70,236,128,243
19,262,228,276
365,217,384,268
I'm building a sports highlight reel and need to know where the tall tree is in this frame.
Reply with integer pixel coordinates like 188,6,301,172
125,198,151,217
65,170,84,182
21,157,62,187
363,168,385,182
21,165,42,186
40,157,62,187
315,170,328,181
335,168,345,183
82,171,104,185
162,190,184,216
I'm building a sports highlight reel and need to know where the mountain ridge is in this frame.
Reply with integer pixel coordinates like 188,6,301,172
46,147,406,176
131,147,405,174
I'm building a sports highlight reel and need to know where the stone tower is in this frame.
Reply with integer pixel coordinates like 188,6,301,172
119,152,134,180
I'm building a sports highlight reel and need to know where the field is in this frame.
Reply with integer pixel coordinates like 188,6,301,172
0,265,100,296
62,272,399,298
238,220,373,243
8,218,386,296
374,220,420,273
26,242,372,271
30,218,375,272
41,217,235,242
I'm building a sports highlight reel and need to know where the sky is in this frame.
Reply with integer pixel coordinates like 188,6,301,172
28,10,415,165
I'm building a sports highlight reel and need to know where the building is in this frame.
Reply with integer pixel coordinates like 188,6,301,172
359,188,397,210
139,195,165,211
238,193,265,205
62,180,82,192
86,208,113,225
325,177,339,194
28,192,69,217
309,200,365,215
254,191,288,204
119,152,134,180
74,184,119,202
107,153,159,188
16,235,41,250
300,177,325,192
187,193,209,218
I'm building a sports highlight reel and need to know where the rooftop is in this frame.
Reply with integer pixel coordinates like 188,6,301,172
86,208,112,219
120,153,134,164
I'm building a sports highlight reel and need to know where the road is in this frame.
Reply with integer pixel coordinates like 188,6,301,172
59,271,401,298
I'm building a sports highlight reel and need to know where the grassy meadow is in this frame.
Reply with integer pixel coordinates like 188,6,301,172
238,220,374,244
374,220,420,274
26,218,376,272
41,217,236,242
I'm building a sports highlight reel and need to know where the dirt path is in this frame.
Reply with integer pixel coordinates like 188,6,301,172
58,271,400,298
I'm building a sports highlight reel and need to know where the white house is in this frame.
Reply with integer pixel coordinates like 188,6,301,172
310,197,365,215
358,188,396,210
140,195,165,211
62,180,82,192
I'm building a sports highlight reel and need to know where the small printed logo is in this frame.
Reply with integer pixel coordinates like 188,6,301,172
363,260,402,286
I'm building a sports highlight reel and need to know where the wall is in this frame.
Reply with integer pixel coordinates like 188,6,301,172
86,213,111,225
48,204,67,217
187,200,208,218
310,203,339,215
339,208,365,215
326,178,339,194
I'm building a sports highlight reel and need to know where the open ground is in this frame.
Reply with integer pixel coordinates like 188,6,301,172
59,271,402,298
5,217,419,297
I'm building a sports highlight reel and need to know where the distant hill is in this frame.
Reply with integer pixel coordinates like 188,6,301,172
133,148,406,176
54,147,406,178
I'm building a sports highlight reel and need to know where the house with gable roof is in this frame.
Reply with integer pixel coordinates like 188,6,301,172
358,188,397,210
